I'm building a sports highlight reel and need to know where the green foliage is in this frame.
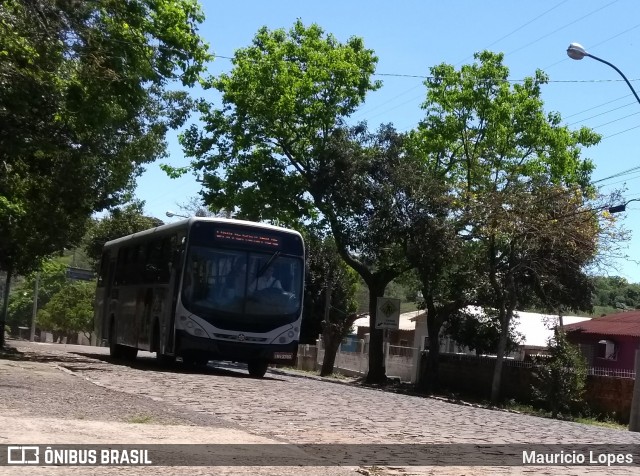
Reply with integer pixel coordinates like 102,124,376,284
38,280,96,339
531,331,587,419
443,309,524,356
179,19,381,225
411,51,607,400
591,276,640,311
0,0,210,276
7,260,67,332
83,202,163,269
180,20,407,382
301,231,359,344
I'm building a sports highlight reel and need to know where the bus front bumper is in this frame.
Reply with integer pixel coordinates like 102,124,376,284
176,330,297,365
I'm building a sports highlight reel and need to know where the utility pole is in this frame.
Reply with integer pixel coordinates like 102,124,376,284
30,272,40,342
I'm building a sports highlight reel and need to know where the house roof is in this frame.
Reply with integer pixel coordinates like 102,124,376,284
350,307,594,346
512,312,591,347
564,310,640,337
463,307,591,347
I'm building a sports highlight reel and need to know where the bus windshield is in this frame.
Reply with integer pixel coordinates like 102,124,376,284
182,245,303,319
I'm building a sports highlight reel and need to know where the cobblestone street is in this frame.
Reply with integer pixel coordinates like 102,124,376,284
3,340,640,475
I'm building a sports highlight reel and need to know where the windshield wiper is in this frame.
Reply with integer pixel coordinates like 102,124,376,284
257,251,281,277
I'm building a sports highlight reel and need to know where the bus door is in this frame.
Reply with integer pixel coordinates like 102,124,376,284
95,250,116,345
165,233,185,354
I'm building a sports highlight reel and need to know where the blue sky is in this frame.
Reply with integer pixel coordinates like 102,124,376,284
136,0,640,282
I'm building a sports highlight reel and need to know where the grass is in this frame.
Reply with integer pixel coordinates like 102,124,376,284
503,401,627,430
126,414,154,424
574,417,626,430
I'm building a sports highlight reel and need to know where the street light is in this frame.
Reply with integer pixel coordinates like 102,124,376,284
165,211,189,218
566,42,640,106
608,199,640,214
568,43,640,214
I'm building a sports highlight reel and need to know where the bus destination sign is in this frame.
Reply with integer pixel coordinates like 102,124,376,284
215,229,281,248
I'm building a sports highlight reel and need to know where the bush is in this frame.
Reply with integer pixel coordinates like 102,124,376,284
531,331,587,418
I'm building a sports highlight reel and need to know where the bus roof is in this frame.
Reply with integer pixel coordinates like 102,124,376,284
103,217,303,248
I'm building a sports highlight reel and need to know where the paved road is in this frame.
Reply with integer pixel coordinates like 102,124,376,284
7,341,640,475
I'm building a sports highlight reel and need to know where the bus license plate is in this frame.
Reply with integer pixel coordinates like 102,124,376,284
273,352,293,360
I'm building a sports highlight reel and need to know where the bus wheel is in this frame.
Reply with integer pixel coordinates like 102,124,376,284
109,320,124,359
122,346,138,361
247,360,268,378
109,319,137,361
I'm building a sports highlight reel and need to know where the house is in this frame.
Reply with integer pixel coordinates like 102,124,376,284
349,307,592,361
564,310,640,371
412,308,591,359
350,310,424,348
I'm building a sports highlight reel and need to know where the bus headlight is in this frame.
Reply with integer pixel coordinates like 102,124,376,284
272,328,299,345
179,315,210,338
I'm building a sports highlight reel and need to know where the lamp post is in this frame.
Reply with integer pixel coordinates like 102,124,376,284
567,43,640,106
165,211,189,219
608,199,640,214
568,44,640,214
568,43,640,432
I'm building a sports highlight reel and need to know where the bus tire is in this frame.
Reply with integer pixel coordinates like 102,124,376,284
109,319,137,361
247,360,268,378
109,319,124,359
122,346,138,361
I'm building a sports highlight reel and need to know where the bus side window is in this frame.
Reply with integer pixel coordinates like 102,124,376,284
97,250,110,288
145,239,163,283
125,244,141,285
115,247,129,286
159,235,174,282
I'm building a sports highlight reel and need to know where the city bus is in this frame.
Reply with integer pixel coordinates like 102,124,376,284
93,217,304,377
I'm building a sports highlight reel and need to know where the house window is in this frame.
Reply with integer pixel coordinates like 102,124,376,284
596,339,617,361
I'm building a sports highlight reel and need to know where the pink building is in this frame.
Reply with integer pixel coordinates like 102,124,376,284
564,311,640,371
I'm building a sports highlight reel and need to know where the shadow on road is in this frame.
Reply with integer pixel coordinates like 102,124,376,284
2,341,281,381
1,345,97,364
68,350,281,381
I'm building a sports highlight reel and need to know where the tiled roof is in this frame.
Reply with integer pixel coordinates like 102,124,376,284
564,310,640,337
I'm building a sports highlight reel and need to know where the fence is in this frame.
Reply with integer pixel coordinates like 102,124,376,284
587,367,635,378
302,341,638,412
312,339,419,382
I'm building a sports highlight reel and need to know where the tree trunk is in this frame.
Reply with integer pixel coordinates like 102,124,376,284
419,312,443,392
0,268,12,348
490,308,513,403
320,329,341,377
366,283,386,384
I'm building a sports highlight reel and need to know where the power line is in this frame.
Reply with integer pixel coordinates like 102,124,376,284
541,22,640,72
601,124,640,140
455,1,570,66
593,166,640,184
505,0,619,57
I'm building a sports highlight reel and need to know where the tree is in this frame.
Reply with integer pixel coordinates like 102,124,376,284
443,308,523,356
0,0,210,345
302,231,359,376
38,280,95,343
389,156,477,390
414,51,604,402
532,330,587,419
178,21,406,382
6,260,67,333
83,202,163,269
